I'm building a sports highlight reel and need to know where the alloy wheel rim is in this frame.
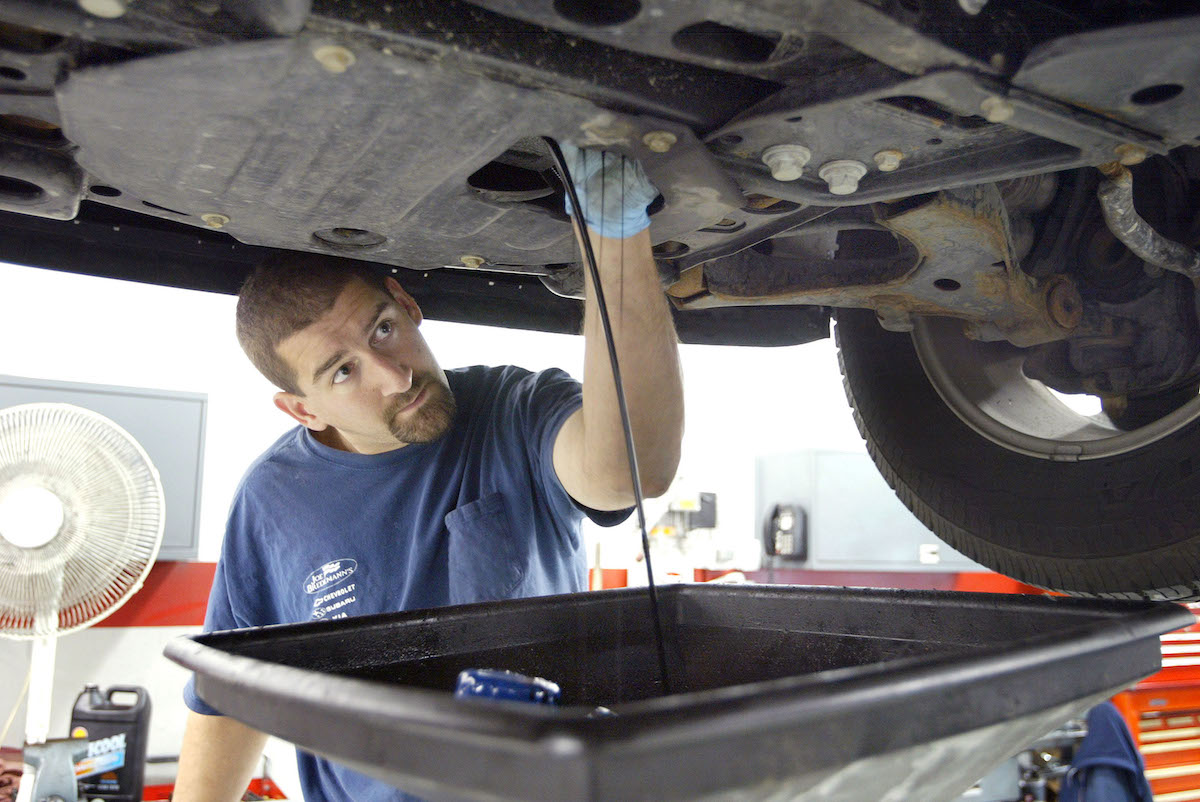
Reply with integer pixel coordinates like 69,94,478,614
911,316,1200,461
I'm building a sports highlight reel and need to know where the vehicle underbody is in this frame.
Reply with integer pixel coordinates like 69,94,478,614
3,0,1200,598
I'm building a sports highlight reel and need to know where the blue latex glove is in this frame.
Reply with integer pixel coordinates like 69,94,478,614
560,143,659,238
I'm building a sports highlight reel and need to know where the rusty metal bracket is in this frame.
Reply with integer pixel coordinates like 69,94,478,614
687,184,1079,347
878,185,1077,346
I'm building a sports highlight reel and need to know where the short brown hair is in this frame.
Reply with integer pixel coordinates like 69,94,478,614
236,252,389,394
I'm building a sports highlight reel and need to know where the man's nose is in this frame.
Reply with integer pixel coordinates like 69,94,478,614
367,354,413,396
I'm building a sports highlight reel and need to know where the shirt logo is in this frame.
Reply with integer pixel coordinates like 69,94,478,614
304,559,357,594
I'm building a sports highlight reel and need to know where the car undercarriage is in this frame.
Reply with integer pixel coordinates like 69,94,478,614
2,0,1200,598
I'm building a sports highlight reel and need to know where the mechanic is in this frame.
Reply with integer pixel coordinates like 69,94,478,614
172,146,684,802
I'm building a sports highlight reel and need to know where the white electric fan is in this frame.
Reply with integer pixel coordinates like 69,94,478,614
0,403,165,802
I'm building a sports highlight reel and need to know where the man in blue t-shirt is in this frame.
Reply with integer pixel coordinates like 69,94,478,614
173,147,684,802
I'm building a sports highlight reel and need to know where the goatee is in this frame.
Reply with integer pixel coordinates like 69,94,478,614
386,377,457,444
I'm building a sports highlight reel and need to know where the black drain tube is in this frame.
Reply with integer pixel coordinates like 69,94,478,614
542,136,673,696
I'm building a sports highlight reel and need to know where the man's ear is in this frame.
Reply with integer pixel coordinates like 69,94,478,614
274,392,328,430
385,276,424,325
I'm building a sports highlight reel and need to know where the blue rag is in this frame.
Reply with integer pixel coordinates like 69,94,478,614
1059,702,1153,802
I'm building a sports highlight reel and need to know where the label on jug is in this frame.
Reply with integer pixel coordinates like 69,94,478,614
74,731,127,778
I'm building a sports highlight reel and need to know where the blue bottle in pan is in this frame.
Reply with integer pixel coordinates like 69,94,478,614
454,669,561,704
454,669,616,716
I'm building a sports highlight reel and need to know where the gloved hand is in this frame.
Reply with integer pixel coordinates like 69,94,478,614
560,143,659,238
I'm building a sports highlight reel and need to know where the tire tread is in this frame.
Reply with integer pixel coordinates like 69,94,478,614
835,310,1200,602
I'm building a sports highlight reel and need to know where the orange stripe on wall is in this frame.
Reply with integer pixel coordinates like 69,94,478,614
96,561,216,627
950,572,1045,594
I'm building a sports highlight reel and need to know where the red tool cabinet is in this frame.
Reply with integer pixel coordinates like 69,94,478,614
1112,605,1200,801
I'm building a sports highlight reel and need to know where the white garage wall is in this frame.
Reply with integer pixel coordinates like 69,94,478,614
0,260,866,796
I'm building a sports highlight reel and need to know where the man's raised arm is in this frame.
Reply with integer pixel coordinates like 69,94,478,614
552,147,685,510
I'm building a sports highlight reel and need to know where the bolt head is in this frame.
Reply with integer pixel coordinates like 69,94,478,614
873,149,904,172
642,130,677,153
1114,143,1148,166
459,255,485,269
761,144,812,182
313,45,356,74
980,96,1015,123
78,0,127,18
1045,277,1083,330
818,160,868,196
201,213,229,229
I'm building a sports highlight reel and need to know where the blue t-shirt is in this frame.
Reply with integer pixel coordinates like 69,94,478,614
184,365,629,802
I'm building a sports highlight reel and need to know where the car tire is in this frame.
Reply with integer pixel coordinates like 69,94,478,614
835,307,1200,601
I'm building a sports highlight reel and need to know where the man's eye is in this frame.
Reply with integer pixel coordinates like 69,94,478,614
332,364,353,384
374,320,393,341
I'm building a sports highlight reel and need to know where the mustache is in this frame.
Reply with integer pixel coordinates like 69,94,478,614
384,378,427,416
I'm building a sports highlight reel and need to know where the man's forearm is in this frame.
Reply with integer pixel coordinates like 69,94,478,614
174,711,269,802
577,227,684,506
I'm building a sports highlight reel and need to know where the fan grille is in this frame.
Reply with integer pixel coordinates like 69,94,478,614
0,403,165,637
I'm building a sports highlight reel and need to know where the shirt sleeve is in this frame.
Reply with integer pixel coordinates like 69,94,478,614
518,367,633,529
